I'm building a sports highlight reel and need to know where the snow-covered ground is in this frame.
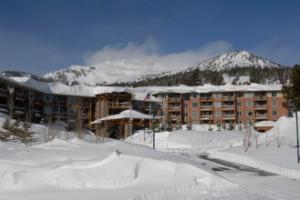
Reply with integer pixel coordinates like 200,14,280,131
209,113,300,180
127,128,244,153
0,137,244,200
1,113,300,199
128,113,300,181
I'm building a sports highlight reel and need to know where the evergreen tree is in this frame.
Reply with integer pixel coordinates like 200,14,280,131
283,65,300,110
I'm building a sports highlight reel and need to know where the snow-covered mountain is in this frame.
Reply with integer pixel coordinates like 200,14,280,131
42,50,285,86
42,60,170,86
3,50,287,86
125,50,289,86
188,50,283,72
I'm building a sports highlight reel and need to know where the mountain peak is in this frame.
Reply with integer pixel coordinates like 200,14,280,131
191,50,283,71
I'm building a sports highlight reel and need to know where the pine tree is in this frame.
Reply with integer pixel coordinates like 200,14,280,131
283,64,300,110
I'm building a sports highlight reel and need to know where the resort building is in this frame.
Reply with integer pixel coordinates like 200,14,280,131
154,84,288,127
0,74,290,137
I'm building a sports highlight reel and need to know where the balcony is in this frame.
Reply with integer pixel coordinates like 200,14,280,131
109,102,131,109
200,115,213,120
168,97,181,102
14,93,25,101
254,96,267,101
254,104,267,110
169,114,181,119
168,106,181,111
222,96,235,101
199,97,213,102
0,88,8,97
255,114,268,119
222,105,235,110
200,105,213,110
222,114,236,119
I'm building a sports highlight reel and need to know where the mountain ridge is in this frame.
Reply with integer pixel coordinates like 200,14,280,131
1,50,291,86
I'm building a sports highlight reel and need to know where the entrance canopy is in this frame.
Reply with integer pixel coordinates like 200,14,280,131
91,109,158,124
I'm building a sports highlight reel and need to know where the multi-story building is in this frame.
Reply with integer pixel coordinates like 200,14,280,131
155,84,288,127
0,75,96,131
0,74,289,136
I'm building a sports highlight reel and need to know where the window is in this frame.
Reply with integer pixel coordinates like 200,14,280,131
248,111,253,116
215,111,222,117
272,91,277,97
213,93,222,99
214,102,222,108
245,92,254,98
192,102,198,107
247,101,253,107
192,111,198,117
272,100,277,106
273,111,277,116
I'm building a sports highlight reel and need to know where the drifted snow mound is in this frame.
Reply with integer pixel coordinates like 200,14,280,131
257,112,300,146
127,130,244,151
0,139,234,191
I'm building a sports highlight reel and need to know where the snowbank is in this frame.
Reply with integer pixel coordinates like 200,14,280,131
0,137,235,197
209,113,300,180
127,129,244,152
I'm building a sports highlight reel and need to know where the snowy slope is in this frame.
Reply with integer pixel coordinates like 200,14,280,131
41,50,285,86
188,50,283,72
43,60,170,86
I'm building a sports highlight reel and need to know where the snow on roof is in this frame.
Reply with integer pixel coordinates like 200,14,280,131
255,121,276,127
4,76,95,97
1,75,282,98
91,109,157,124
94,86,133,95
153,83,282,94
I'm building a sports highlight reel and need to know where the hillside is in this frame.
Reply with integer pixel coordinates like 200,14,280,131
117,50,291,86
1,50,292,87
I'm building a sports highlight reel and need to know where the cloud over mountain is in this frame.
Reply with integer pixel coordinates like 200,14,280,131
85,38,233,72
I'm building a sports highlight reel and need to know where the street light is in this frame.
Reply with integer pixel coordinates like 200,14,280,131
296,111,299,164
152,102,156,149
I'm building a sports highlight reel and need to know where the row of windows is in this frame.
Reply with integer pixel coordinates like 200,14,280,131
186,110,278,118
164,92,277,99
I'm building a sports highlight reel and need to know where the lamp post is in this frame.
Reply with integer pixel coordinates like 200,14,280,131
152,102,156,150
296,111,299,164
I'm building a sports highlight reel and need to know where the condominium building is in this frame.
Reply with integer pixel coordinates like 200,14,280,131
155,85,288,126
0,74,289,135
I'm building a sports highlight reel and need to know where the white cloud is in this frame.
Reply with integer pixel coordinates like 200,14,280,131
85,38,233,72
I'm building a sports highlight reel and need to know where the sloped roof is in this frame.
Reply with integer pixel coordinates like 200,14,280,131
91,109,157,124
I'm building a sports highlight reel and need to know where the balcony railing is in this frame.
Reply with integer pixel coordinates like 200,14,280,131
199,97,213,101
109,102,131,108
0,88,8,97
255,114,268,118
168,98,181,102
200,106,213,110
254,104,267,109
222,96,235,101
170,115,181,118
254,96,268,101
222,105,235,110
222,115,236,119
168,106,181,110
200,115,213,119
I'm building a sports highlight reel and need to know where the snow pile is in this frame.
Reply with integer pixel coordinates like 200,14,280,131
209,113,300,180
127,129,244,152
0,137,236,200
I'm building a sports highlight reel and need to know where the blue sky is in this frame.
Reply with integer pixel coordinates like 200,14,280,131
0,0,299,74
